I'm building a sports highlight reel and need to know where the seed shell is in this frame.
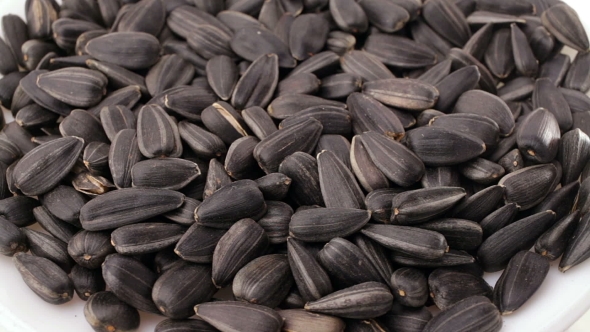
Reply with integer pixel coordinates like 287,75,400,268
362,224,448,260
14,253,73,305
389,268,428,308
195,301,284,332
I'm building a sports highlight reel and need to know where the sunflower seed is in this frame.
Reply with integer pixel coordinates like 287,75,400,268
535,211,580,260
195,301,283,332
305,282,393,319
463,23,493,60
541,3,589,52
326,31,355,55
232,54,279,110
347,92,405,139
152,262,216,319
316,150,364,209
362,224,448,260
12,137,83,196
279,309,345,332
466,10,525,25
435,65,480,112
0,71,26,108
422,0,471,47
497,77,534,102
480,203,519,238
14,104,58,129
155,318,217,332
255,200,291,244
349,136,389,193
448,48,497,94
410,18,452,60
0,216,27,256
32,206,77,244
388,268,428,308
318,237,382,288
2,14,28,67
290,207,369,242
72,172,116,196
206,55,238,101
86,32,161,70
340,50,395,82
288,14,329,61
173,223,226,264
381,303,433,332
365,34,437,69
201,102,249,145
80,188,184,231
421,167,461,188
564,51,590,93
460,158,505,185
287,238,333,302
423,296,501,332
497,149,523,174
196,180,266,229
493,251,550,315
390,249,475,268
359,0,409,33
14,253,73,305
107,129,141,189
70,265,105,301
20,70,73,116
477,210,556,272
559,212,590,272
242,106,278,140
60,110,109,146
40,185,87,226
212,218,268,288
278,152,324,206
137,104,182,158
428,269,492,311
533,78,572,132
233,254,293,308
101,254,159,313
363,78,439,111
388,187,465,225
418,218,483,251
255,173,291,201
146,55,194,97
84,291,140,331
517,108,561,163
22,228,73,272
405,126,486,166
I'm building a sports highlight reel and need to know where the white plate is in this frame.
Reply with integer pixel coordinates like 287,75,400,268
0,0,590,331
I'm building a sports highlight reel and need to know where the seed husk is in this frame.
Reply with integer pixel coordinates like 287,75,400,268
390,187,466,225
80,188,185,231
206,55,238,101
225,136,261,179
277,73,321,98
290,207,370,242
196,180,266,229
289,13,330,61
14,252,73,305
268,94,346,120
358,0,409,33
230,27,295,68
108,129,142,189
329,0,369,34
41,185,87,225
212,218,269,288
0,216,28,256
493,251,550,315
404,126,486,166
564,51,590,93
340,50,395,82
448,48,497,94
389,268,428,308
484,28,514,79
304,282,393,319
362,224,448,260
278,152,324,206
195,301,284,332
459,158,505,185
559,212,590,272
86,59,148,95
422,0,471,47
288,50,340,78
359,131,425,187
233,254,293,308
418,218,483,251
33,206,77,244
434,65,480,113
326,31,356,56
463,23,493,61
99,105,136,142
410,19,453,61
20,70,73,116
287,238,333,302
477,210,556,272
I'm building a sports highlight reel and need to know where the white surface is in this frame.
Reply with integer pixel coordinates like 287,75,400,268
1,0,590,331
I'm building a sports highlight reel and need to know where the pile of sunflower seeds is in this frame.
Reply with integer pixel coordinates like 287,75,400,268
0,0,589,331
